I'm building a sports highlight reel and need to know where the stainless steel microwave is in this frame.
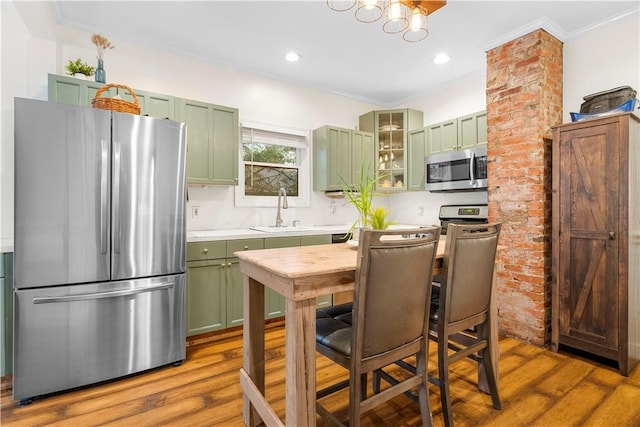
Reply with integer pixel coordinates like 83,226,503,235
425,145,488,192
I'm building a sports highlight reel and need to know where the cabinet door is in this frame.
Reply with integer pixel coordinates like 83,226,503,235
186,259,226,336
225,258,245,328
48,74,115,107
351,131,375,187
458,111,487,150
1,253,12,376
119,88,175,120
178,98,239,186
376,110,406,190
556,121,620,351
407,128,427,191
300,236,333,308
427,119,458,155
264,236,301,318
225,239,265,327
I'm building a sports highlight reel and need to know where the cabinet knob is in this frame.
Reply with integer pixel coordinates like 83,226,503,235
203,248,208,253
609,231,616,240
244,246,249,250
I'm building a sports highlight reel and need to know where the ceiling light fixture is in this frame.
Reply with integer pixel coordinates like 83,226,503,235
433,53,450,64
285,52,301,62
328,0,446,42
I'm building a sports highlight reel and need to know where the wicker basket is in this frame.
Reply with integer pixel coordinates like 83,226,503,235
92,84,140,115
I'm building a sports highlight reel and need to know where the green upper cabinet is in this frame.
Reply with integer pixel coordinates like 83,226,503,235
48,74,175,120
177,98,239,186
407,128,427,191
313,126,373,191
359,109,423,191
426,110,487,156
48,74,115,106
458,110,487,150
118,88,175,120
351,131,375,186
426,118,458,155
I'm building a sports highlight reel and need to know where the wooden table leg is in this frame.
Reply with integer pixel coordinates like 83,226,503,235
243,276,265,427
285,297,317,427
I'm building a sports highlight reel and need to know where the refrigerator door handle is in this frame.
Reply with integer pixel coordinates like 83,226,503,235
113,141,121,254
32,281,175,304
100,139,109,254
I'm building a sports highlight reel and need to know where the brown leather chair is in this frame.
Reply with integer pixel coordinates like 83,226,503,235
315,227,440,427
374,222,502,427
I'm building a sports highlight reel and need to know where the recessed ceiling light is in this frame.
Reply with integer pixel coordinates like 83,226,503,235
434,53,450,64
285,52,301,62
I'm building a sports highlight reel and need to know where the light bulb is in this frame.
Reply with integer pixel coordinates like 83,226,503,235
389,0,402,20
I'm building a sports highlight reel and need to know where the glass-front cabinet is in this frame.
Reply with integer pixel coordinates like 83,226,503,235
359,109,423,191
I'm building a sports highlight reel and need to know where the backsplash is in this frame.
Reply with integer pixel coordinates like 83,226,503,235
186,185,487,231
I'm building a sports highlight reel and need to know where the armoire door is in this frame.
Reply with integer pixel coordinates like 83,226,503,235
557,120,620,351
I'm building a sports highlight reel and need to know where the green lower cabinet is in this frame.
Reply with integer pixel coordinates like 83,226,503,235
186,259,227,336
225,258,245,328
300,235,333,309
225,238,265,327
187,235,334,336
1,253,13,377
264,236,300,319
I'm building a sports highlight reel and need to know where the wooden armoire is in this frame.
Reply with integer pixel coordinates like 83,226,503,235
551,112,639,376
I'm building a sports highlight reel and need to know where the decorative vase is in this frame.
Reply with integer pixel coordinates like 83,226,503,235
95,59,106,83
73,73,88,80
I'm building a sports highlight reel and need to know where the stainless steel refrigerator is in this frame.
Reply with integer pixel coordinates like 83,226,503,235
13,98,187,403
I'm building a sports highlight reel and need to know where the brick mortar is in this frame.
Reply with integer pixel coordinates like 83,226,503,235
486,29,562,346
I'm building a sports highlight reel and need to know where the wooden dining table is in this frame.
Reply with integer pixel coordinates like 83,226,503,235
236,239,499,427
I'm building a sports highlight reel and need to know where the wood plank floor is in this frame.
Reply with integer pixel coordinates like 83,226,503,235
2,325,639,426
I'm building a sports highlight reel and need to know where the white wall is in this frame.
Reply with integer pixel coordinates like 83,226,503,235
2,2,638,240
563,12,640,123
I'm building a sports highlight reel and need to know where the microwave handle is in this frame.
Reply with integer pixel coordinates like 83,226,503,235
470,151,476,184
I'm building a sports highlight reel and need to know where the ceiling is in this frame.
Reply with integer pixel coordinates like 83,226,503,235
22,1,640,106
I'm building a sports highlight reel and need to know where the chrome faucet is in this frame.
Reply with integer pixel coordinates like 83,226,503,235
275,187,288,227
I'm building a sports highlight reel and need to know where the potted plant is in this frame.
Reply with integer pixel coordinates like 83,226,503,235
65,58,95,79
339,163,394,239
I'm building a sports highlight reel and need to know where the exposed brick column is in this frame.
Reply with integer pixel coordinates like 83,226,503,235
486,29,562,346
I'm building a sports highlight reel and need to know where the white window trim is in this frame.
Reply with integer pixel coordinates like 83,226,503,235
234,120,311,208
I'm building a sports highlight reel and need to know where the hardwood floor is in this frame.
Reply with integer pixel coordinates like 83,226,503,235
2,325,639,426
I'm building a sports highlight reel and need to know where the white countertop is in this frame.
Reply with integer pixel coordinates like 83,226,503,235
2,224,434,249
187,224,352,242
1,239,13,253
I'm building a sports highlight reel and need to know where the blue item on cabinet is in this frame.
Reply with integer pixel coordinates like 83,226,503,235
570,98,638,122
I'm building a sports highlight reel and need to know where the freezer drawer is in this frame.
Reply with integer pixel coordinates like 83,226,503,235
13,274,185,402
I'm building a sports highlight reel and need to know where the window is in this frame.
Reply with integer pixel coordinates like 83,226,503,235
235,122,310,207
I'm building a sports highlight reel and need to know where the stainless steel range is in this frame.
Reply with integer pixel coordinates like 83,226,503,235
438,204,488,234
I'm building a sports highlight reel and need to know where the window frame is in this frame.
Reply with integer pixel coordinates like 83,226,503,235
234,121,311,208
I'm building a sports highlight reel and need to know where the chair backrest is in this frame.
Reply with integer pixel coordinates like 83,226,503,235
440,223,501,331
352,227,440,363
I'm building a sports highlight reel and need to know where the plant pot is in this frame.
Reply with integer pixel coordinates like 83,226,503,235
73,73,90,80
